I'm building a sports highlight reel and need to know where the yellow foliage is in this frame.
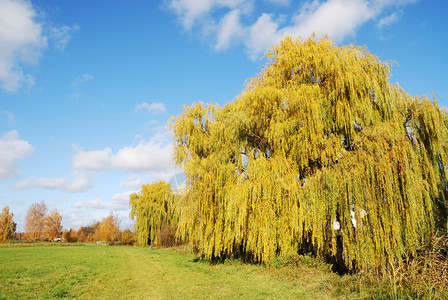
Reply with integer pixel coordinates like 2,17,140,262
170,36,448,271
0,206,16,242
95,214,120,242
43,209,63,241
130,181,178,246
25,201,47,242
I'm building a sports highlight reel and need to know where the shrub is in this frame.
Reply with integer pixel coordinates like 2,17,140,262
63,229,78,243
121,229,136,246
155,225,180,247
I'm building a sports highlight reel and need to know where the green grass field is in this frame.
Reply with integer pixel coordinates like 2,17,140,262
0,244,364,299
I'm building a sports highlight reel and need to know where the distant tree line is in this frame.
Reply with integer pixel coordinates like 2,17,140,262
0,202,135,245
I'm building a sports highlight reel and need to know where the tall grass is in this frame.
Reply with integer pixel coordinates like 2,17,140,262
347,234,448,299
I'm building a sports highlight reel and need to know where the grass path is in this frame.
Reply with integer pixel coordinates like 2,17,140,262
0,245,349,299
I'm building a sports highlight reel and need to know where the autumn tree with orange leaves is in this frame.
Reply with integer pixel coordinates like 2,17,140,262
43,209,63,241
25,201,47,241
95,214,120,242
25,201,63,241
0,206,16,242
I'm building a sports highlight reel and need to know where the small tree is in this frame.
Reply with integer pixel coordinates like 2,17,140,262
95,214,120,242
129,181,178,246
121,229,136,245
0,206,16,242
43,209,63,241
25,201,47,242
63,229,78,243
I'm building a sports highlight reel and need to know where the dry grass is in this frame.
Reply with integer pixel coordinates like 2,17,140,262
391,235,447,299
356,235,448,299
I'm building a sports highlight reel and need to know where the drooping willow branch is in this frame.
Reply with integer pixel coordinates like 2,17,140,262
169,36,448,271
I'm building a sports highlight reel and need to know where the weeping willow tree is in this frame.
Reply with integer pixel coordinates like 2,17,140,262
170,36,448,272
129,181,178,246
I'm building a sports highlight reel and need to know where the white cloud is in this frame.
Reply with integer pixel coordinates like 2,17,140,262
0,130,34,181
246,13,280,59
73,135,177,179
61,211,97,229
169,0,252,30
246,0,375,58
0,108,14,122
47,24,80,51
120,175,145,189
0,0,46,91
142,120,159,130
73,191,134,211
73,147,112,170
282,0,374,41
135,102,167,114
0,0,77,92
73,198,117,210
113,142,173,175
71,74,94,88
215,9,246,50
112,191,134,207
167,0,419,60
11,172,93,193
377,12,399,28
170,0,214,30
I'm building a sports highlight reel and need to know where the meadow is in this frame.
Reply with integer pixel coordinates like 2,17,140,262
0,243,366,299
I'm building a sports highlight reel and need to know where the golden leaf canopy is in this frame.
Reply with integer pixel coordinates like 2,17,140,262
169,36,448,271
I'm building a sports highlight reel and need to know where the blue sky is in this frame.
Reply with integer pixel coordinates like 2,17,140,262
1,0,447,231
